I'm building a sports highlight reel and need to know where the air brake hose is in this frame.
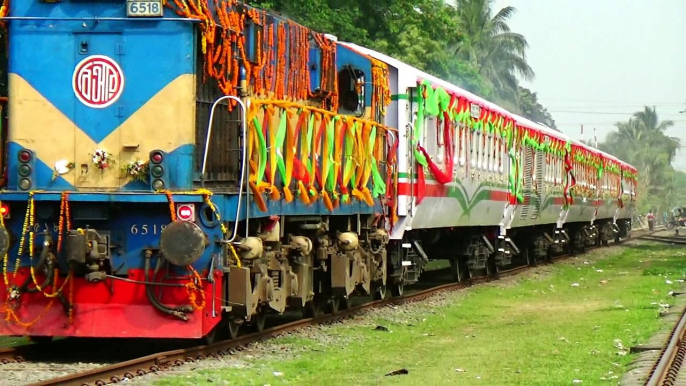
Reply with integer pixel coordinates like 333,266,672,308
150,256,194,313
145,256,188,321
18,246,51,293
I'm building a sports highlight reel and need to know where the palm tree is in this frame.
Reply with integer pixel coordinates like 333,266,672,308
633,106,675,133
452,0,534,104
632,106,680,162
600,106,681,212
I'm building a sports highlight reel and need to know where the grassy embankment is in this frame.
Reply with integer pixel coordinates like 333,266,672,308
161,243,686,384
0,336,27,348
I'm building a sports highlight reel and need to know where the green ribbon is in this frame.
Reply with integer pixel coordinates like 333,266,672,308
306,114,315,178
369,126,387,197
275,111,288,183
325,117,336,193
253,116,268,183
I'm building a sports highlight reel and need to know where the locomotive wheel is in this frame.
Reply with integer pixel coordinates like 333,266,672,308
203,327,220,345
371,283,387,300
303,295,325,318
468,268,480,279
228,320,241,339
251,314,267,332
329,296,351,313
391,282,404,297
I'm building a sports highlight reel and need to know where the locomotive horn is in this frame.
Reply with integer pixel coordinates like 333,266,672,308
160,221,207,266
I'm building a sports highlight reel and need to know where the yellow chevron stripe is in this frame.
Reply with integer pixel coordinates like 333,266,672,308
8,73,195,190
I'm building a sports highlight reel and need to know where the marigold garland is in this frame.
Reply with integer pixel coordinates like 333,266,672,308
159,189,228,312
4,191,73,329
165,0,339,109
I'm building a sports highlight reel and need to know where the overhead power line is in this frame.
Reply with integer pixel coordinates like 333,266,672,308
549,109,685,116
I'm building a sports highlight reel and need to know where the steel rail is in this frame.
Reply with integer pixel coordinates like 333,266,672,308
28,265,534,386
638,236,686,245
7,228,654,385
645,308,686,386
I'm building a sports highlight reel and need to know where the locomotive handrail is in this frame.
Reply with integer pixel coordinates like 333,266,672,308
201,96,249,243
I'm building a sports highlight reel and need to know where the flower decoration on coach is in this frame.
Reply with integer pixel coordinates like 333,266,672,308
51,160,75,181
122,158,149,182
91,149,115,172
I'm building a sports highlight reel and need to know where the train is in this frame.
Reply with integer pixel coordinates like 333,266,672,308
0,0,637,342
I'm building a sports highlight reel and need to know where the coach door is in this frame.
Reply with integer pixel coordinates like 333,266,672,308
71,33,124,189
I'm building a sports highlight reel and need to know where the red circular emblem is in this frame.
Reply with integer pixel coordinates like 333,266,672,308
72,55,125,109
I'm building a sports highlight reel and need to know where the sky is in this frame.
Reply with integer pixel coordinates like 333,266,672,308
491,0,686,170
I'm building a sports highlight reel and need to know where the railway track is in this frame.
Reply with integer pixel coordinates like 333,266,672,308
644,308,686,386
0,227,656,386
638,234,686,245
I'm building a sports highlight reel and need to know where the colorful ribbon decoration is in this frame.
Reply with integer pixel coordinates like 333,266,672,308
246,100,395,213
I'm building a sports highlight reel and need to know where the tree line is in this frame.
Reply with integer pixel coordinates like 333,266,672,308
248,0,681,214
248,0,557,128
599,106,683,216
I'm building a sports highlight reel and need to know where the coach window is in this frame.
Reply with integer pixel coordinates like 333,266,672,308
426,115,438,161
455,123,464,167
338,66,366,117
486,133,494,171
503,135,508,174
469,129,476,169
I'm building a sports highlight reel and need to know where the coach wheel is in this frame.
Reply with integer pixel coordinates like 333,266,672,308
372,283,386,300
523,248,533,266
486,257,499,277
450,258,469,282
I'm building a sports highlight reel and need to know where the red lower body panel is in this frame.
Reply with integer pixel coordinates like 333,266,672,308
0,269,223,339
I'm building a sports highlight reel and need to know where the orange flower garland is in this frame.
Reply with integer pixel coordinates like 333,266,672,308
161,189,207,312
371,58,392,119
166,1,338,107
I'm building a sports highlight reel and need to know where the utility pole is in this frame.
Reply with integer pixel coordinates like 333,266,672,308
594,127,597,148
580,124,584,143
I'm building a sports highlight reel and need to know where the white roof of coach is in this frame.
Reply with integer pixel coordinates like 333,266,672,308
339,41,511,117
340,42,638,172
511,113,569,142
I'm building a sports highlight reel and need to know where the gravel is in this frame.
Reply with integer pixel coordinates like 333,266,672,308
1,361,107,385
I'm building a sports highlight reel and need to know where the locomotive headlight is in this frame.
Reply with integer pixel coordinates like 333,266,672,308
18,178,32,190
150,151,164,163
150,165,164,178
17,148,35,191
18,164,31,177
152,179,165,190
148,150,168,191
18,150,32,163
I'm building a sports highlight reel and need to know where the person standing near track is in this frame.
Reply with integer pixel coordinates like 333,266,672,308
647,210,655,231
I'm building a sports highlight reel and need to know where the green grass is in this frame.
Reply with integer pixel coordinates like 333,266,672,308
0,336,28,348
156,243,685,386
